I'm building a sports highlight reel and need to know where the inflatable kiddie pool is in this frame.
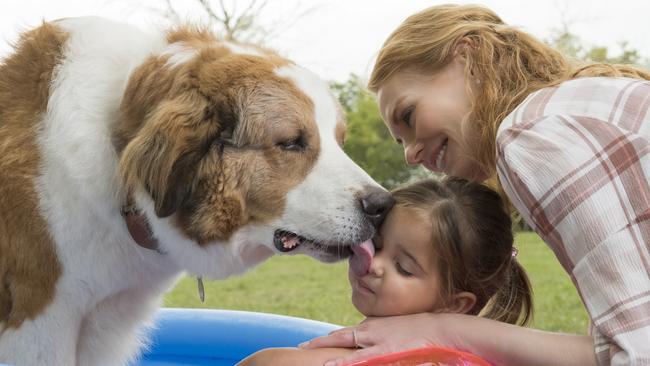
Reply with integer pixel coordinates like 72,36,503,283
136,308,337,365
136,308,492,366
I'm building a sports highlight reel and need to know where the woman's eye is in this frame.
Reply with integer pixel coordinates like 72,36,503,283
400,106,414,127
396,262,413,276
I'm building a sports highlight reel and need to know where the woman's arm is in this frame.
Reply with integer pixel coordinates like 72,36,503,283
237,346,354,366
302,313,597,366
447,314,597,366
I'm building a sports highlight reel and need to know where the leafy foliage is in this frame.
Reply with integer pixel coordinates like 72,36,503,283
547,26,649,67
331,75,423,189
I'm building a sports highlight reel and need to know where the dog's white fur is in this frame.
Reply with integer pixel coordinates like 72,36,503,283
0,17,383,365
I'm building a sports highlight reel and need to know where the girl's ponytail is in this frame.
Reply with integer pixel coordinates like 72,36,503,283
481,258,533,326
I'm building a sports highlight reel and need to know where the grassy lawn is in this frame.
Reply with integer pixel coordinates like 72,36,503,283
164,231,589,334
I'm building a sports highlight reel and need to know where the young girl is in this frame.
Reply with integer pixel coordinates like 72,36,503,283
238,177,532,365
304,4,650,366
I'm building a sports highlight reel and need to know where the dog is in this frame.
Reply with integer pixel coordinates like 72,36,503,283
0,17,393,365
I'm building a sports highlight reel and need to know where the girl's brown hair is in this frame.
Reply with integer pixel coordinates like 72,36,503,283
369,4,650,178
392,177,532,325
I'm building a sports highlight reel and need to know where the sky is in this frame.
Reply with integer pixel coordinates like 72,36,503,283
1,0,649,82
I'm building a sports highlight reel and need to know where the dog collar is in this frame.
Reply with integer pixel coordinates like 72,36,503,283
121,198,163,254
121,197,206,302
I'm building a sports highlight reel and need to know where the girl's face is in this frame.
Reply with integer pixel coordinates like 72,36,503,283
348,205,443,316
377,58,486,180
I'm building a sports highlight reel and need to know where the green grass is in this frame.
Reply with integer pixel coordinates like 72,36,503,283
513,232,589,333
164,231,589,334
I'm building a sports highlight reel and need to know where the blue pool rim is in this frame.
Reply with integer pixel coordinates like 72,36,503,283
136,308,341,365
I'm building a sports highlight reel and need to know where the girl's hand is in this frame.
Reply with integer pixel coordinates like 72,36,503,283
299,313,459,366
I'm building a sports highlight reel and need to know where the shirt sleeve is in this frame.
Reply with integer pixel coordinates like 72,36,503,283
496,113,650,365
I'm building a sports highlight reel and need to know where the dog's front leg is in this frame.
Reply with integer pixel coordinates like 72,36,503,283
0,297,80,366
76,283,176,366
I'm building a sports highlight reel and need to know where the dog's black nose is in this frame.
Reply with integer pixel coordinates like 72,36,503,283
360,187,394,228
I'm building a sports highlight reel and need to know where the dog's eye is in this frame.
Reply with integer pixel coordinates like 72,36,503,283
277,135,306,152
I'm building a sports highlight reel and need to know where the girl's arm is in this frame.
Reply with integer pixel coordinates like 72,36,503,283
302,313,597,366
237,346,354,366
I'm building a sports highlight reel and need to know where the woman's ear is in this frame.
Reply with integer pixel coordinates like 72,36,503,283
453,37,476,60
453,38,480,80
444,291,477,314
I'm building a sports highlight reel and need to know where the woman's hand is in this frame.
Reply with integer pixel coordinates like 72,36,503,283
300,313,598,366
299,313,459,366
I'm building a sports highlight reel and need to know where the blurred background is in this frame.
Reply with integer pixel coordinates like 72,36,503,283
3,0,648,334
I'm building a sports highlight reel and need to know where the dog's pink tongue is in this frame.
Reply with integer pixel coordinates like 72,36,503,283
350,239,375,277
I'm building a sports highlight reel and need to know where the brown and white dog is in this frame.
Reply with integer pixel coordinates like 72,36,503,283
0,17,392,365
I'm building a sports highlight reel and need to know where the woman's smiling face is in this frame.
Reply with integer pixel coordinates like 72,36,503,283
377,57,486,180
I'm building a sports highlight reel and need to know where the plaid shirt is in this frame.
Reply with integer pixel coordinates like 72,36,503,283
496,77,650,365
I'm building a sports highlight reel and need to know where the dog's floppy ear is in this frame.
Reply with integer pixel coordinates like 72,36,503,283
119,93,220,217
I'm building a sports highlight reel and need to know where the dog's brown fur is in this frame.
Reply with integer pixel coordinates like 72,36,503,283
116,28,321,244
0,23,67,329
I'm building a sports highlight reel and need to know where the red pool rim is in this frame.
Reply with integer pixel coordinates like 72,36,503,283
344,346,492,366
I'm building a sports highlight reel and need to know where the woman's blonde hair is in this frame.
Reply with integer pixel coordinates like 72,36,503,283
368,4,650,178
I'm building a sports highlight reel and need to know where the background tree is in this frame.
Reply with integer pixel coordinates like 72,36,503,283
155,0,313,45
547,22,650,67
331,75,429,189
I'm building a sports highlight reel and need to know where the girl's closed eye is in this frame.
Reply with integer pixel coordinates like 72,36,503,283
395,261,414,276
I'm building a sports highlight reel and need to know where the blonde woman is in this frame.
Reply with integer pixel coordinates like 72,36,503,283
302,4,650,366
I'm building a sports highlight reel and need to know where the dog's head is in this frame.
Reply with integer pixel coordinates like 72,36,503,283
115,28,393,277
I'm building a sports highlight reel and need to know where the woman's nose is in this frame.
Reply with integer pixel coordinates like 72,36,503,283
404,142,424,165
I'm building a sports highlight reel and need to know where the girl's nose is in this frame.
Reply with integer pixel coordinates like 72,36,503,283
404,142,424,165
368,255,384,277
